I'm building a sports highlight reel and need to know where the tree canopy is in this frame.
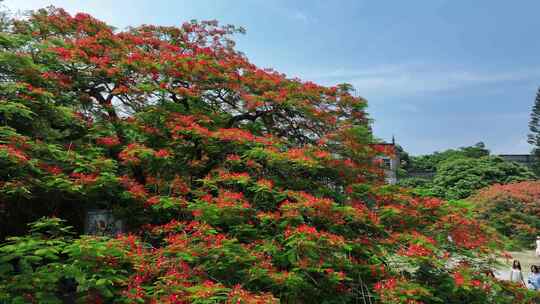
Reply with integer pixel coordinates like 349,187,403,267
0,7,536,303
471,181,540,249
429,156,535,200
407,142,490,173
528,87,540,175
398,143,535,200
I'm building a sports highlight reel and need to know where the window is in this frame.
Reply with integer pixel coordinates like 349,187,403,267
382,158,391,169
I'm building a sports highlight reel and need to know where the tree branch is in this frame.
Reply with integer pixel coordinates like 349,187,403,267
88,86,126,143
226,110,269,128
170,93,190,111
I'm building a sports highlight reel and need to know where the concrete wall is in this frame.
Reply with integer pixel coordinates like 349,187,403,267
378,155,399,185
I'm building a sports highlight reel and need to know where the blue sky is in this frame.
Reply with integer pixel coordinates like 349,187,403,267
4,0,540,155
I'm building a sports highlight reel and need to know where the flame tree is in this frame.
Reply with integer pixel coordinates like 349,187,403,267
0,7,536,303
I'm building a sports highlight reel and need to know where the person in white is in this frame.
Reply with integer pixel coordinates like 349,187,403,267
536,236,540,257
527,265,540,290
510,260,526,287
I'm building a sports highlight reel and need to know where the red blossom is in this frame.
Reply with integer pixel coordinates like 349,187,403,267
50,46,73,60
399,243,433,257
313,150,330,159
256,178,273,189
453,272,465,286
154,149,171,158
70,172,98,184
119,143,153,164
120,175,148,200
218,171,251,182
226,154,241,161
96,136,121,147
0,144,29,163
370,143,396,157
146,196,161,206
374,278,397,291
170,176,189,195
39,163,63,175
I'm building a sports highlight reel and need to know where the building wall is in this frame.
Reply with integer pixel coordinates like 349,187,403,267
372,143,399,184
379,155,399,185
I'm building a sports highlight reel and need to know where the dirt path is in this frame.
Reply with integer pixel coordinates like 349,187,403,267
495,250,540,281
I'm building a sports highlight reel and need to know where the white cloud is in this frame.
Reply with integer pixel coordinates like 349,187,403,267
3,0,131,27
304,63,540,99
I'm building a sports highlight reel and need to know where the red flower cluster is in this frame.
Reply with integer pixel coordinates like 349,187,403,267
447,216,488,249
154,149,171,158
50,47,73,60
218,171,251,183
70,172,98,185
225,154,241,162
399,243,433,257
256,179,273,189
284,224,345,246
119,143,154,164
38,163,63,175
472,181,540,205
370,143,396,157
0,144,29,163
213,190,250,209
119,175,148,200
167,114,211,138
96,136,121,147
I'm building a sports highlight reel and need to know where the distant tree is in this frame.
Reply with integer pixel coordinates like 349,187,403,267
527,87,540,175
408,142,490,173
430,156,535,200
397,176,431,189
471,181,540,248
460,142,490,159
394,144,411,177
